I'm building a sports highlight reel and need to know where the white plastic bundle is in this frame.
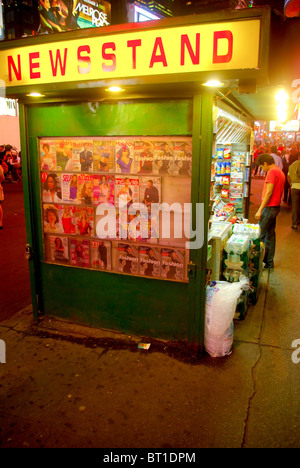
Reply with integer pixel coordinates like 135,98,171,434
205,277,250,357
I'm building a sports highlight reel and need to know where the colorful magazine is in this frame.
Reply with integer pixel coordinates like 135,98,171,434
133,140,155,174
115,176,139,208
152,140,174,175
61,173,80,204
41,172,62,204
40,139,57,172
139,176,161,208
173,141,192,176
77,139,94,172
115,140,134,174
161,248,185,281
48,235,69,264
54,139,81,172
93,141,115,173
70,238,90,268
43,204,61,234
117,243,139,275
92,174,115,205
139,245,161,278
59,205,77,234
73,206,94,236
91,240,111,271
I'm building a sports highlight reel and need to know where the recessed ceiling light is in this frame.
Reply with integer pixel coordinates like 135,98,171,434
202,80,225,88
107,86,123,92
27,92,45,97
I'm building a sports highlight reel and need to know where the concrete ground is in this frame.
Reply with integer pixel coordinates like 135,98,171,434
0,178,299,448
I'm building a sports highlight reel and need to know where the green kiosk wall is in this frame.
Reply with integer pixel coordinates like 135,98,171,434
22,96,212,344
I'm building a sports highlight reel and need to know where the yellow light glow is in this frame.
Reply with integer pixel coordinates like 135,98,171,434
275,89,289,102
107,86,123,92
202,80,224,87
27,92,44,97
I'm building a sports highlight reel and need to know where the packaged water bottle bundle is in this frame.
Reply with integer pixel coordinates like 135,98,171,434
204,277,250,357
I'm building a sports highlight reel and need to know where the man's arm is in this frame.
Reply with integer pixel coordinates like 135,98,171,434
255,183,274,220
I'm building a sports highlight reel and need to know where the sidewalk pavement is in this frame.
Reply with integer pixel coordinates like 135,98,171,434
0,178,299,448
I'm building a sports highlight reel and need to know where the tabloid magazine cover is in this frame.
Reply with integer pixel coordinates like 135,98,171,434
161,248,185,281
93,141,115,173
43,204,78,235
152,140,174,175
115,176,139,208
139,245,161,278
172,140,192,176
91,240,111,271
70,238,90,268
77,174,95,205
54,139,81,172
133,140,154,174
77,139,94,172
117,243,139,275
92,174,115,205
139,176,161,208
61,173,80,203
41,172,62,204
48,236,69,264
73,206,94,236
43,204,61,234
115,140,134,174
40,139,57,172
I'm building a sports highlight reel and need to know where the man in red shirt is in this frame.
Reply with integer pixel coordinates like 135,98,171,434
255,154,286,269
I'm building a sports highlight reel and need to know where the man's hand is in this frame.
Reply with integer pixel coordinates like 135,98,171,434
255,209,262,220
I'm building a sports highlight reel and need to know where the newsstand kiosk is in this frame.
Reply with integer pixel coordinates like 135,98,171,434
0,8,270,352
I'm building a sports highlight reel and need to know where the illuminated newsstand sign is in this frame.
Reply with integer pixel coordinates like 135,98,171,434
0,19,261,88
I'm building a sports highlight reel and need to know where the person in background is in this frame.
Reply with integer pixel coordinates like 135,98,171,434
2,145,13,178
255,154,285,269
0,145,5,162
252,145,265,176
270,146,283,170
288,152,300,230
0,161,6,228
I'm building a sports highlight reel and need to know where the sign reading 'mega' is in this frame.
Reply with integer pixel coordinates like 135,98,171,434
0,19,261,88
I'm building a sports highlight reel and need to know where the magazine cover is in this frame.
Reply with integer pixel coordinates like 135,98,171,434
54,139,81,172
91,240,111,271
93,141,115,173
40,139,57,171
73,206,94,236
127,210,159,243
152,140,174,175
115,140,134,174
93,175,115,205
117,243,139,275
58,205,77,234
61,173,80,203
77,174,95,205
133,140,154,174
76,139,94,172
43,204,61,234
173,140,192,176
48,236,69,264
70,238,90,268
115,176,139,208
139,176,161,209
41,172,62,204
139,245,161,278
161,248,185,281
